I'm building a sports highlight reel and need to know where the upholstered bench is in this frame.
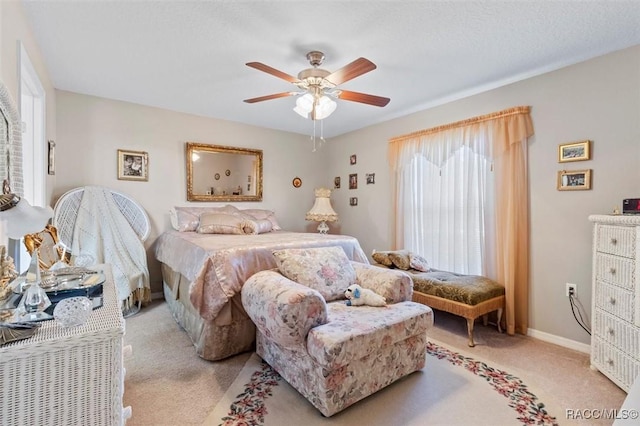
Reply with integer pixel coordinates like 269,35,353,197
371,250,504,347
409,270,504,347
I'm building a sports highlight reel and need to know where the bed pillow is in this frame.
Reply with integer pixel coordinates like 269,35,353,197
170,208,199,232
240,209,282,231
272,246,356,302
197,213,251,235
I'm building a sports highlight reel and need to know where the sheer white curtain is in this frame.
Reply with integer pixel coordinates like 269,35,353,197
395,126,496,276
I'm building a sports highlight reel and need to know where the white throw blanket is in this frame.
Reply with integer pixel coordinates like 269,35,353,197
70,186,150,307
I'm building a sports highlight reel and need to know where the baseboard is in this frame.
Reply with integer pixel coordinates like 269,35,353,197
150,291,164,301
527,328,591,354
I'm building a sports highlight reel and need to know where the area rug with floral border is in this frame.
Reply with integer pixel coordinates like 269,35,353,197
205,339,560,426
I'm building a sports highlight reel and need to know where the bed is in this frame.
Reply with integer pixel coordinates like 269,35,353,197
155,209,368,361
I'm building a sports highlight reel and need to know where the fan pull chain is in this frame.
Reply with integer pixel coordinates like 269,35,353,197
311,120,317,152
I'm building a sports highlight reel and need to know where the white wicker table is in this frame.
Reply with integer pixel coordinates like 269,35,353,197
0,265,127,425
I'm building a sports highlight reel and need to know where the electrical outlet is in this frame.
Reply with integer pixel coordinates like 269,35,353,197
566,283,577,297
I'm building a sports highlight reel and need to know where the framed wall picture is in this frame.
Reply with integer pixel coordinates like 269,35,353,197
558,140,591,163
366,173,375,184
349,173,357,189
117,149,149,181
350,154,357,165
47,140,55,175
334,176,341,189
557,169,591,191
292,177,302,188
350,197,358,206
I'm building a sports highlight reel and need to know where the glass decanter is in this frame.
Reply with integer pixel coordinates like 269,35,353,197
18,249,51,321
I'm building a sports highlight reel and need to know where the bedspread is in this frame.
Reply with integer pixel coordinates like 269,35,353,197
154,230,368,322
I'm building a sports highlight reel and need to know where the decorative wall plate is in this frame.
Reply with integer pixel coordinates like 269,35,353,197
225,169,231,176
292,177,302,188
215,173,220,180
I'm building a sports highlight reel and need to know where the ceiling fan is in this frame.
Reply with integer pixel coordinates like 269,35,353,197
243,51,390,120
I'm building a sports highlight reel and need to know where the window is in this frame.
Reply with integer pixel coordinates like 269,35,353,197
399,142,495,276
17,42,46,272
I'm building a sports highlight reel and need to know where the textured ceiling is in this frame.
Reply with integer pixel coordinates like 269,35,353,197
21,1,640,138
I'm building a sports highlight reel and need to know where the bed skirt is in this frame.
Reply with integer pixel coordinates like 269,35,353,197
161,263,255,361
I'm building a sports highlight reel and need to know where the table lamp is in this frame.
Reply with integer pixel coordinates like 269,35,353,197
305,187,338,234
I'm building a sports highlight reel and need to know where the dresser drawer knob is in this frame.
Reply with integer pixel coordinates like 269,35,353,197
609,297,616,305
607,327,614,335
609,267,616,275
610,238,617,245
606,358,614,365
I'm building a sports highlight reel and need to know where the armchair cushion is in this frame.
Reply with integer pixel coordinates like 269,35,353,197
272,246,356,302
242,270,327,348
307,301,431,369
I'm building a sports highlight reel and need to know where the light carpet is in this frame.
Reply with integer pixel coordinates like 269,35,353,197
205,340,561,426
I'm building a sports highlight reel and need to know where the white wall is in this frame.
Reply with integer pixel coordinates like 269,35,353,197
54,92,330,293
327,45,640,346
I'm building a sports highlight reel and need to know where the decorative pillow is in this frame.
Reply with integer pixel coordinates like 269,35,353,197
171,205,240,232
272,246,356,302
242,218,273,235
197,213,251,235
409,253,431,272
371,250,394,267
241,209,282,231
388,250,412,270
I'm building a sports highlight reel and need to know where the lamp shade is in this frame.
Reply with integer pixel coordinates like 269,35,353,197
293,94,337,120
305,188,338,223
0,195,53,239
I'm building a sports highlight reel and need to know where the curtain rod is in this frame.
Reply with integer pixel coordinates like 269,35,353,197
389,106,531,143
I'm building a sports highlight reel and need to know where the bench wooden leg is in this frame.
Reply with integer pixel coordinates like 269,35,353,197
496,308,503,333
466,318,475,347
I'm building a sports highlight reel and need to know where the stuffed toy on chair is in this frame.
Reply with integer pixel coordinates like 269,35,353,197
344,284,386,307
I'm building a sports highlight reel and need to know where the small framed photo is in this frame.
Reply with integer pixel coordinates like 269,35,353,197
117,149,148,181
366,173,375,184
349,173,358,189
559,140,591,163
334,176,341,189
557,169,592,191
350,154,357,165
350,197,358,206
47,140,55,175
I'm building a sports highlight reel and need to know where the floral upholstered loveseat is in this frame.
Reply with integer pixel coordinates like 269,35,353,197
241,246,434,417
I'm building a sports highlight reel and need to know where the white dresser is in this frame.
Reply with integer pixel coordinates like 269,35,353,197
0,265,128,425
589,215,640,392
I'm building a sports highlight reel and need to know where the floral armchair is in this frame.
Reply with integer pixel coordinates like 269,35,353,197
241,246,434,417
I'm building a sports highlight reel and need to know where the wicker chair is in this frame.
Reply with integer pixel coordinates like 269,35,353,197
52,186,150,317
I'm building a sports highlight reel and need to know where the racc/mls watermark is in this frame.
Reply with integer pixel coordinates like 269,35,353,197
566,409,639,421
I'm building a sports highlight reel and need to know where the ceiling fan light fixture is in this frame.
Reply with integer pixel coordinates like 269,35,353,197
293,93,314,118
314,96,337,120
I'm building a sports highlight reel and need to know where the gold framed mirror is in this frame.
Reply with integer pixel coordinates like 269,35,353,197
186,142,263,202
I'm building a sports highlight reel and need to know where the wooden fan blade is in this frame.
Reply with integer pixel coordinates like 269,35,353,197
246,62,299,83
337,90,390,107
325,58,377,86
243,92,296,103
